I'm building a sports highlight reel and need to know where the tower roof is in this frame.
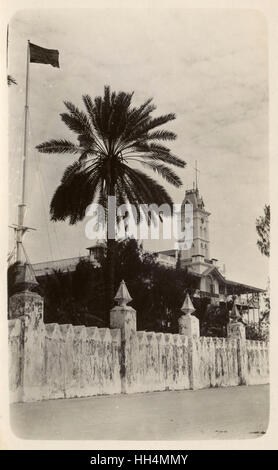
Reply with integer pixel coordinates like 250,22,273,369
183,187,208,212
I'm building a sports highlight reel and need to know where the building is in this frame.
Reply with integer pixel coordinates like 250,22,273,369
156,187,263,324
31,186,263,325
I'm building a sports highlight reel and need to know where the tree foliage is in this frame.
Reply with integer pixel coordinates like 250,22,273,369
36,85,185,314
256,204,270,257
36,86,185,225
40,262,106,326
198,303,229,338
8,239,267,339
12,239,199,331
255,205,270,336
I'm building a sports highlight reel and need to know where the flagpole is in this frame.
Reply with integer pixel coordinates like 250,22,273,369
16,40,30,262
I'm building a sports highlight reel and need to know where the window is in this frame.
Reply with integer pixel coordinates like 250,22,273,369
219,285,225,295
206,276,214,294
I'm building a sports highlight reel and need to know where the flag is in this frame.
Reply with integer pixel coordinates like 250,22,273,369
29,42,59,68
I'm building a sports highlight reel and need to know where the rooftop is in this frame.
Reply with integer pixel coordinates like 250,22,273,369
33,256,88,277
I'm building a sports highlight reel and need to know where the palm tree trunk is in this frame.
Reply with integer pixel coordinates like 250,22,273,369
105,179,116,324
106,237,116,319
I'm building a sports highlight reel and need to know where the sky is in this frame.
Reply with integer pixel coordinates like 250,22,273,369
8,8,269,288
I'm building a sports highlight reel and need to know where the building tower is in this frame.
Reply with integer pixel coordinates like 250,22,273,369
179,187,218,274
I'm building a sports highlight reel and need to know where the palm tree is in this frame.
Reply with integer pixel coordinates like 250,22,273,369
36,86,186,320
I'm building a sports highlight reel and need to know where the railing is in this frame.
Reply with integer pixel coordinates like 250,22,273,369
199,291,219,299
156,253,177,267
226,295,259,308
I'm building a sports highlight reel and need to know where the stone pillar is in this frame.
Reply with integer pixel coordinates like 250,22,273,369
179,293,200,389
179,314,200,338
227,321,246,341
8,319,24,403
9,290,44,322
227,302,247,385
8,288,44,402
110,280,138,393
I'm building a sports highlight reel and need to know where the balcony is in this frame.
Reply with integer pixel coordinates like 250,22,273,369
199,291,219,299
156,253,177,268
220,295,259,309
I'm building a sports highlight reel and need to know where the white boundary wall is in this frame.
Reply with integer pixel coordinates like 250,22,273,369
8,290,269,403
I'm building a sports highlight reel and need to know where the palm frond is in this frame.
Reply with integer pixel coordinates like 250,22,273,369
133,142,185,168
63,101,92,130
147,152,186,168
139,161,182,187
125,149,186,169
61,161,83,184
126,113,176,142
123,165,173,207
145,130,177,141
143,113,176,131
37,86,184,229
36,139,80,155
50,168,102,224
60,113,93,141
118,175,155,225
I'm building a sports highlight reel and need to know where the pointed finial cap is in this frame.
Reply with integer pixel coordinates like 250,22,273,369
14,262,38,292
230,300,241,322
181,293,195,315
114,280,132,307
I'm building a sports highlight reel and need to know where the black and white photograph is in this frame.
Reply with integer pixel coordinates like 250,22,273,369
1,0,276,450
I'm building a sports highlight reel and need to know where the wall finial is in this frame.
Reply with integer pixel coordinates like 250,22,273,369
114,280,132,307
181,293,195,315
230,300,241,322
